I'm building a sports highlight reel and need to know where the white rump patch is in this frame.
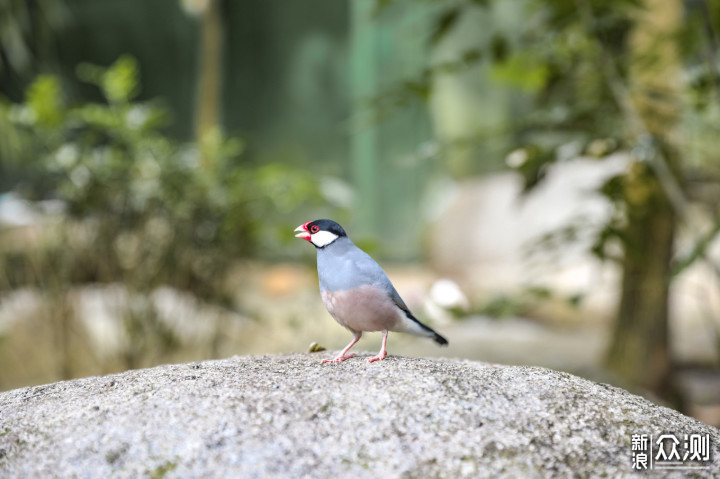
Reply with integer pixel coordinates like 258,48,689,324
311,230,339,247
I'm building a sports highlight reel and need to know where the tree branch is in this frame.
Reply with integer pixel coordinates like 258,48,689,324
573,0,688,216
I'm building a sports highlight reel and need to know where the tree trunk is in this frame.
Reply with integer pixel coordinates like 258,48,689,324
606,162,675,391
194,0,224,167
350,0,379,237
605,0,684,393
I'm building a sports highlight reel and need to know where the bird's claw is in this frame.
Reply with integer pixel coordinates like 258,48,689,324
367,352,387,363
322,353,355,363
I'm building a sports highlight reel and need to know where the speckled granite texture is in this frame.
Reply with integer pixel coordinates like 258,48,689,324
1,354,718,478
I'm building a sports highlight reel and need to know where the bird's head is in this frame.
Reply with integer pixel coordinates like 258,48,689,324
294,219,347,248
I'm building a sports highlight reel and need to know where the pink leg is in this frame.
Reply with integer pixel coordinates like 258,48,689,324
367,330,389,363
322,332,362,363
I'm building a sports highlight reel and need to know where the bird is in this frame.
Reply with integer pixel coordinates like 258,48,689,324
294,219,448,363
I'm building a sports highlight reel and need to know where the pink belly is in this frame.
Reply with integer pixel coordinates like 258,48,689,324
321,286,404,333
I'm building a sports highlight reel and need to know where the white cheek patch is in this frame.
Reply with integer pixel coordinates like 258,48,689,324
311,231,339,247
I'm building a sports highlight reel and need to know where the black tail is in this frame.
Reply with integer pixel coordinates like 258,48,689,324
432,332,449,346
406,312,449,347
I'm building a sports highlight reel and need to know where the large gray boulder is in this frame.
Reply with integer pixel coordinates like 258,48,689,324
1,354,718,478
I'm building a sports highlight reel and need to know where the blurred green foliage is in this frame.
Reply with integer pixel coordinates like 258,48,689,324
396,0,720,265
477,286,581,320
3,54,324,289
0,55,322,375
378,0,719,177
413,0,720,389
4,56,285,296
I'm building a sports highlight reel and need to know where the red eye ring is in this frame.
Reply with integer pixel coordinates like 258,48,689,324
310,225,320,234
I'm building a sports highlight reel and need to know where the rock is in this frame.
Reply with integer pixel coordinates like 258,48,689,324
0,354,718,478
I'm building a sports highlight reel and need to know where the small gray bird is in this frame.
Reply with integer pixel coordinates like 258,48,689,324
295,219,448,363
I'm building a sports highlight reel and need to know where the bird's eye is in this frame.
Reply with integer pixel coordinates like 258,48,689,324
310,225,320,234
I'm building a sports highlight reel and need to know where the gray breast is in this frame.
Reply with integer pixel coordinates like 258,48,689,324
316,237,390,293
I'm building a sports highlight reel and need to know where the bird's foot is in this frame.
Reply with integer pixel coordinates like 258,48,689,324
322,353,355,363
367,351,387,363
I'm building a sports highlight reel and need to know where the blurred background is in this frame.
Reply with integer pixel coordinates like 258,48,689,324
0,0,719,426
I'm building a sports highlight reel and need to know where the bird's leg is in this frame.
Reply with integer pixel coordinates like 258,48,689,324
322,332,362,363
367,330,389,363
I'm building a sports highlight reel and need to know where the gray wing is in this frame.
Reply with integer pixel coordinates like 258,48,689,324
350,250,412,314
344,245,448,344
353,251,443,340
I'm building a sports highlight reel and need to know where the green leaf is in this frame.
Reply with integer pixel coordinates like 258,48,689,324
77,55,141,104
489,53,549,92
103,55,140,103
25,75,64,127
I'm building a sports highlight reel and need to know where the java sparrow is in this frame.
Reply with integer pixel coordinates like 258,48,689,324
295,219,448,363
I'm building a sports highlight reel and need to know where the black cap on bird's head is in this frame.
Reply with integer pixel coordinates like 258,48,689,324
294,219,347,248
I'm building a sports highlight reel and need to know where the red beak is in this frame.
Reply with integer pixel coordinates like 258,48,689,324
294,222,311,241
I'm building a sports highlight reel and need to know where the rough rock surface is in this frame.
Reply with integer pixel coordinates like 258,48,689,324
0,354,718,478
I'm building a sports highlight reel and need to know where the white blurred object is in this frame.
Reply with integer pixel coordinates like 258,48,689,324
424,279,469,325
0,289,42,333
505,148,528,168
0,193,41,226
0,193,65,227
430,279,469,311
